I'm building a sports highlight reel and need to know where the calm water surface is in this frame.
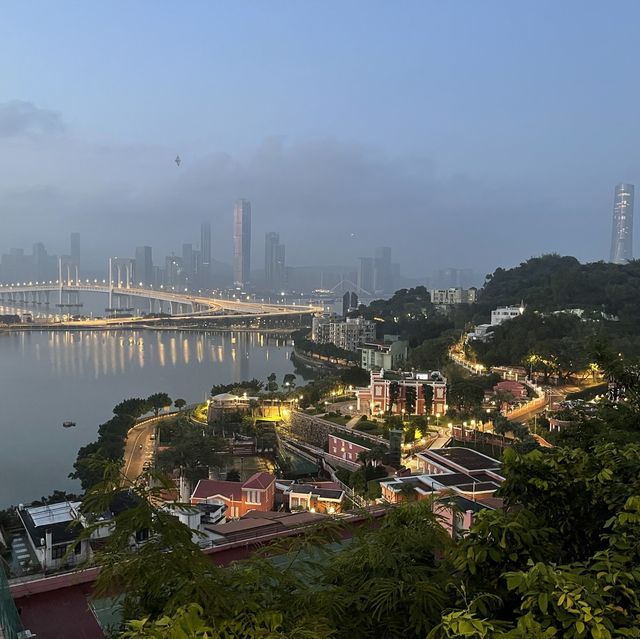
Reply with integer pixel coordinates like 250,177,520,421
0,329,297,507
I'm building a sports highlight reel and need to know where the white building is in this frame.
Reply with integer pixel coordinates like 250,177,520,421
491,305,524,326
16,501,90,572
360,335,408,371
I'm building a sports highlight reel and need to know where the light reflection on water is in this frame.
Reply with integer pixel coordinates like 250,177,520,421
0,328,297,507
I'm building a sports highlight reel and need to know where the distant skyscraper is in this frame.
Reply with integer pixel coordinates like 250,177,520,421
70,232,80,267
200,222,211,288
610,183,634,264
182,243,195,286
342,291,359,316
374,246,392,293
165,255,184,287
233,199,251,287
265,232,286,291
135,246,154,286
357,257,374,295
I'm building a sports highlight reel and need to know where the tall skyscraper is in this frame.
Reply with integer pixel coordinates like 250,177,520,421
135,246,154,286
233,199,251,287
374,246,392,293
265,232,286,291
182,243,195,286
358,257,375,295
610,183,634,264
70,232,80,268
199,222,211,289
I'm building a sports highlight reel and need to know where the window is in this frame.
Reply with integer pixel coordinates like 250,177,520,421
51,544,67,560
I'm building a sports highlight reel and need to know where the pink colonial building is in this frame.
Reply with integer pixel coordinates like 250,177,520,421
327,434,371,465
356,370,447,416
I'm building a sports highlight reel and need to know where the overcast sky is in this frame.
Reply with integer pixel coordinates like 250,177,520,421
1,1,640,277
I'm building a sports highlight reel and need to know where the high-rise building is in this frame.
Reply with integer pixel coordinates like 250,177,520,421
357,257,374,295
265,232,286,292
233,199,251,287
165,255,184,288
182,243,195,286
610,183,634,264
342,291,359,316
70,232,80,268
374,246,392,294
200,222,211,288
135,246,154,286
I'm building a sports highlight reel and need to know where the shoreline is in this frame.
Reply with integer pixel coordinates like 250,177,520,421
0,324,298,335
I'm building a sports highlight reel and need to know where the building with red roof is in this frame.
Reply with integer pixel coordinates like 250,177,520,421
191,472,275,518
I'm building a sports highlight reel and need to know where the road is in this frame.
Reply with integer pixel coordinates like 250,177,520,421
122,417,159,481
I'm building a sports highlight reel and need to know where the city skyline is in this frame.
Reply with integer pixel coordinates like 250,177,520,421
3,3,640,276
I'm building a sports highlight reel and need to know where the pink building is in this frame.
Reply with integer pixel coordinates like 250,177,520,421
493,380,528,399
356,370,447,416
327,434,370,464
191,472,275,519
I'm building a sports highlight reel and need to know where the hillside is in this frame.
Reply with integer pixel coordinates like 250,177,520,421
480,254,640,321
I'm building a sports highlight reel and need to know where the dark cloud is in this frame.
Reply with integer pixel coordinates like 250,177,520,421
0,100,65,137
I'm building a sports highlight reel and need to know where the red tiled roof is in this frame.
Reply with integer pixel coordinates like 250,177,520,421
192,479,243,501
242,471,275,490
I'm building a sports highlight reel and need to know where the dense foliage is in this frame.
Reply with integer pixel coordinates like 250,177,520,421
85,435,640,638
475,255,640,364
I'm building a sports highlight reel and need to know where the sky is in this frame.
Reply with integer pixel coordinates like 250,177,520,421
1,1,640,278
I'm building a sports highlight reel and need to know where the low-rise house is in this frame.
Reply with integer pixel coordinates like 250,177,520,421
191,471,276,518
16,501,89,572
287,482,345,514
415,447,502,476
493,380,528,400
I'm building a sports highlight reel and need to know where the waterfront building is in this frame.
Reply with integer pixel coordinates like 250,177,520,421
233,199,251,288
610,183,634,264
356,369,447,416
360,335,408,371
264,232,286,292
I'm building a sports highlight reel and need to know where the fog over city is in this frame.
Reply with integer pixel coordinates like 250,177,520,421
2,2,640,278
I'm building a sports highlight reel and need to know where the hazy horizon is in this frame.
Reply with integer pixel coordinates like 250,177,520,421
2,2,640,278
